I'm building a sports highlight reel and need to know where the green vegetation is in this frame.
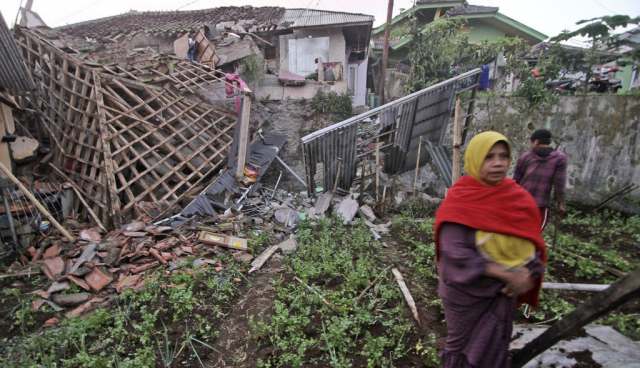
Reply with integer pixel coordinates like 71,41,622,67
0,259,244,367
311,91,353,122
251,217,424,367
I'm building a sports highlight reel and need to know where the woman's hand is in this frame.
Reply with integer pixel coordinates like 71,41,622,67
484,263,534,297
500,268,533,298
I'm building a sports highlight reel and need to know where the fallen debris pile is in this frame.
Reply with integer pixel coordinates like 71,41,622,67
4,186,316,322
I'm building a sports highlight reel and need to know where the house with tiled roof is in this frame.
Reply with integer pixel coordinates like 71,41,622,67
60,6,375,106
371,0,546,60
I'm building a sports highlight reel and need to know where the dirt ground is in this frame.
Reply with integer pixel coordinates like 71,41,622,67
1,204,638,367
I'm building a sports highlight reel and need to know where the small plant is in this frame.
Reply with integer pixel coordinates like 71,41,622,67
310,91,353,122
238,54,265,83
259,94,272,105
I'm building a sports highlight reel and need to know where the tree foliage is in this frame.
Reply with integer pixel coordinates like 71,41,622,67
399,15,528,94
550,15,640,92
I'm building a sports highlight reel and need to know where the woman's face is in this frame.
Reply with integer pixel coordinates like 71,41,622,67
480,142,510,186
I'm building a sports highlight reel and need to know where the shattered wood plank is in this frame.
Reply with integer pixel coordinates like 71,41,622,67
391,268,421,326
249,245,279,273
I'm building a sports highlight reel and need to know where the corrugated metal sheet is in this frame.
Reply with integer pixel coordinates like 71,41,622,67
282,9,374,28
424,140,452,188
0,12,33,92
180,132,287,218
301,68,482,193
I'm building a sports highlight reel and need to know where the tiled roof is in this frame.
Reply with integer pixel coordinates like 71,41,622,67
0,11,33,91
446,4,499,15
59,6,286,39
280,9,374,28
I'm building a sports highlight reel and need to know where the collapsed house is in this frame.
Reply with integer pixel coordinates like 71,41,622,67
58,6,375,106
11,24,246,229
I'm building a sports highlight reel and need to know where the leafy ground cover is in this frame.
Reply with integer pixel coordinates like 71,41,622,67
0,201,638,367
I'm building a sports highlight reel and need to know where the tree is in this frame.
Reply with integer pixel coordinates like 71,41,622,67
399,15,527,94
551,15,640,92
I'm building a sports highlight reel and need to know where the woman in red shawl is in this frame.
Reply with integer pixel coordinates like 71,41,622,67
434,131,546,368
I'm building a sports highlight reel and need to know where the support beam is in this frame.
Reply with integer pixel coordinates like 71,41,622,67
235,90,252,181
452,99,462,184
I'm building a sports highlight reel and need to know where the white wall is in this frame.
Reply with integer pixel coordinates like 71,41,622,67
279,27,347,76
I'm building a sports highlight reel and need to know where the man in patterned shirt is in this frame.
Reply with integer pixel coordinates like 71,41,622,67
513,129,567,231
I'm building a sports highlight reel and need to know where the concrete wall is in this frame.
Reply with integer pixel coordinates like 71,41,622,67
468,95,640,212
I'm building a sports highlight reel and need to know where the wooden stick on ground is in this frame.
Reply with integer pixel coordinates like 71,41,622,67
0,162,75,242
294,276,339,313
545,243,626,278
249,245,279,273
0,268,42,280
391,268,421,326
355,266,391,305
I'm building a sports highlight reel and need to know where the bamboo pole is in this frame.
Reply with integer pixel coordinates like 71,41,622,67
452,99,462,184
542,283,609,292
0,162,75,242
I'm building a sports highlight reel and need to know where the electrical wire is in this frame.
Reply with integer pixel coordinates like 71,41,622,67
51,0,105,26
591,0,617,15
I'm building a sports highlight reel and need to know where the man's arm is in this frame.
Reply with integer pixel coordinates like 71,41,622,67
513,154,527,184
553,154,567,215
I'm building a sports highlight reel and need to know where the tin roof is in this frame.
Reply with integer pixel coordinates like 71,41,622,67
281,9,375,28
0,12,33,92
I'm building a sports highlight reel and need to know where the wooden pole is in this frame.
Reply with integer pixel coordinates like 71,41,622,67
359,156,366,206
235,89,252,181
375,138,380,203
413,136,422,197
512,267,640,368
317,57,324,82
329,158,342,204
378,0,394,106
452,99,462,184
0,162,75,242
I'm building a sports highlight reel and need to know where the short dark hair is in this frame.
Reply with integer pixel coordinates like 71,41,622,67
530,129,552,145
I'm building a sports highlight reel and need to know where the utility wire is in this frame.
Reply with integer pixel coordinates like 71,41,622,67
52,0,105,25
591,0,617,15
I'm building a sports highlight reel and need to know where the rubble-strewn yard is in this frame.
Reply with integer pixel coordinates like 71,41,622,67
0,200,638,367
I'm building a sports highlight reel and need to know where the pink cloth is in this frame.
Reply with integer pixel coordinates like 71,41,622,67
225,73,249,114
